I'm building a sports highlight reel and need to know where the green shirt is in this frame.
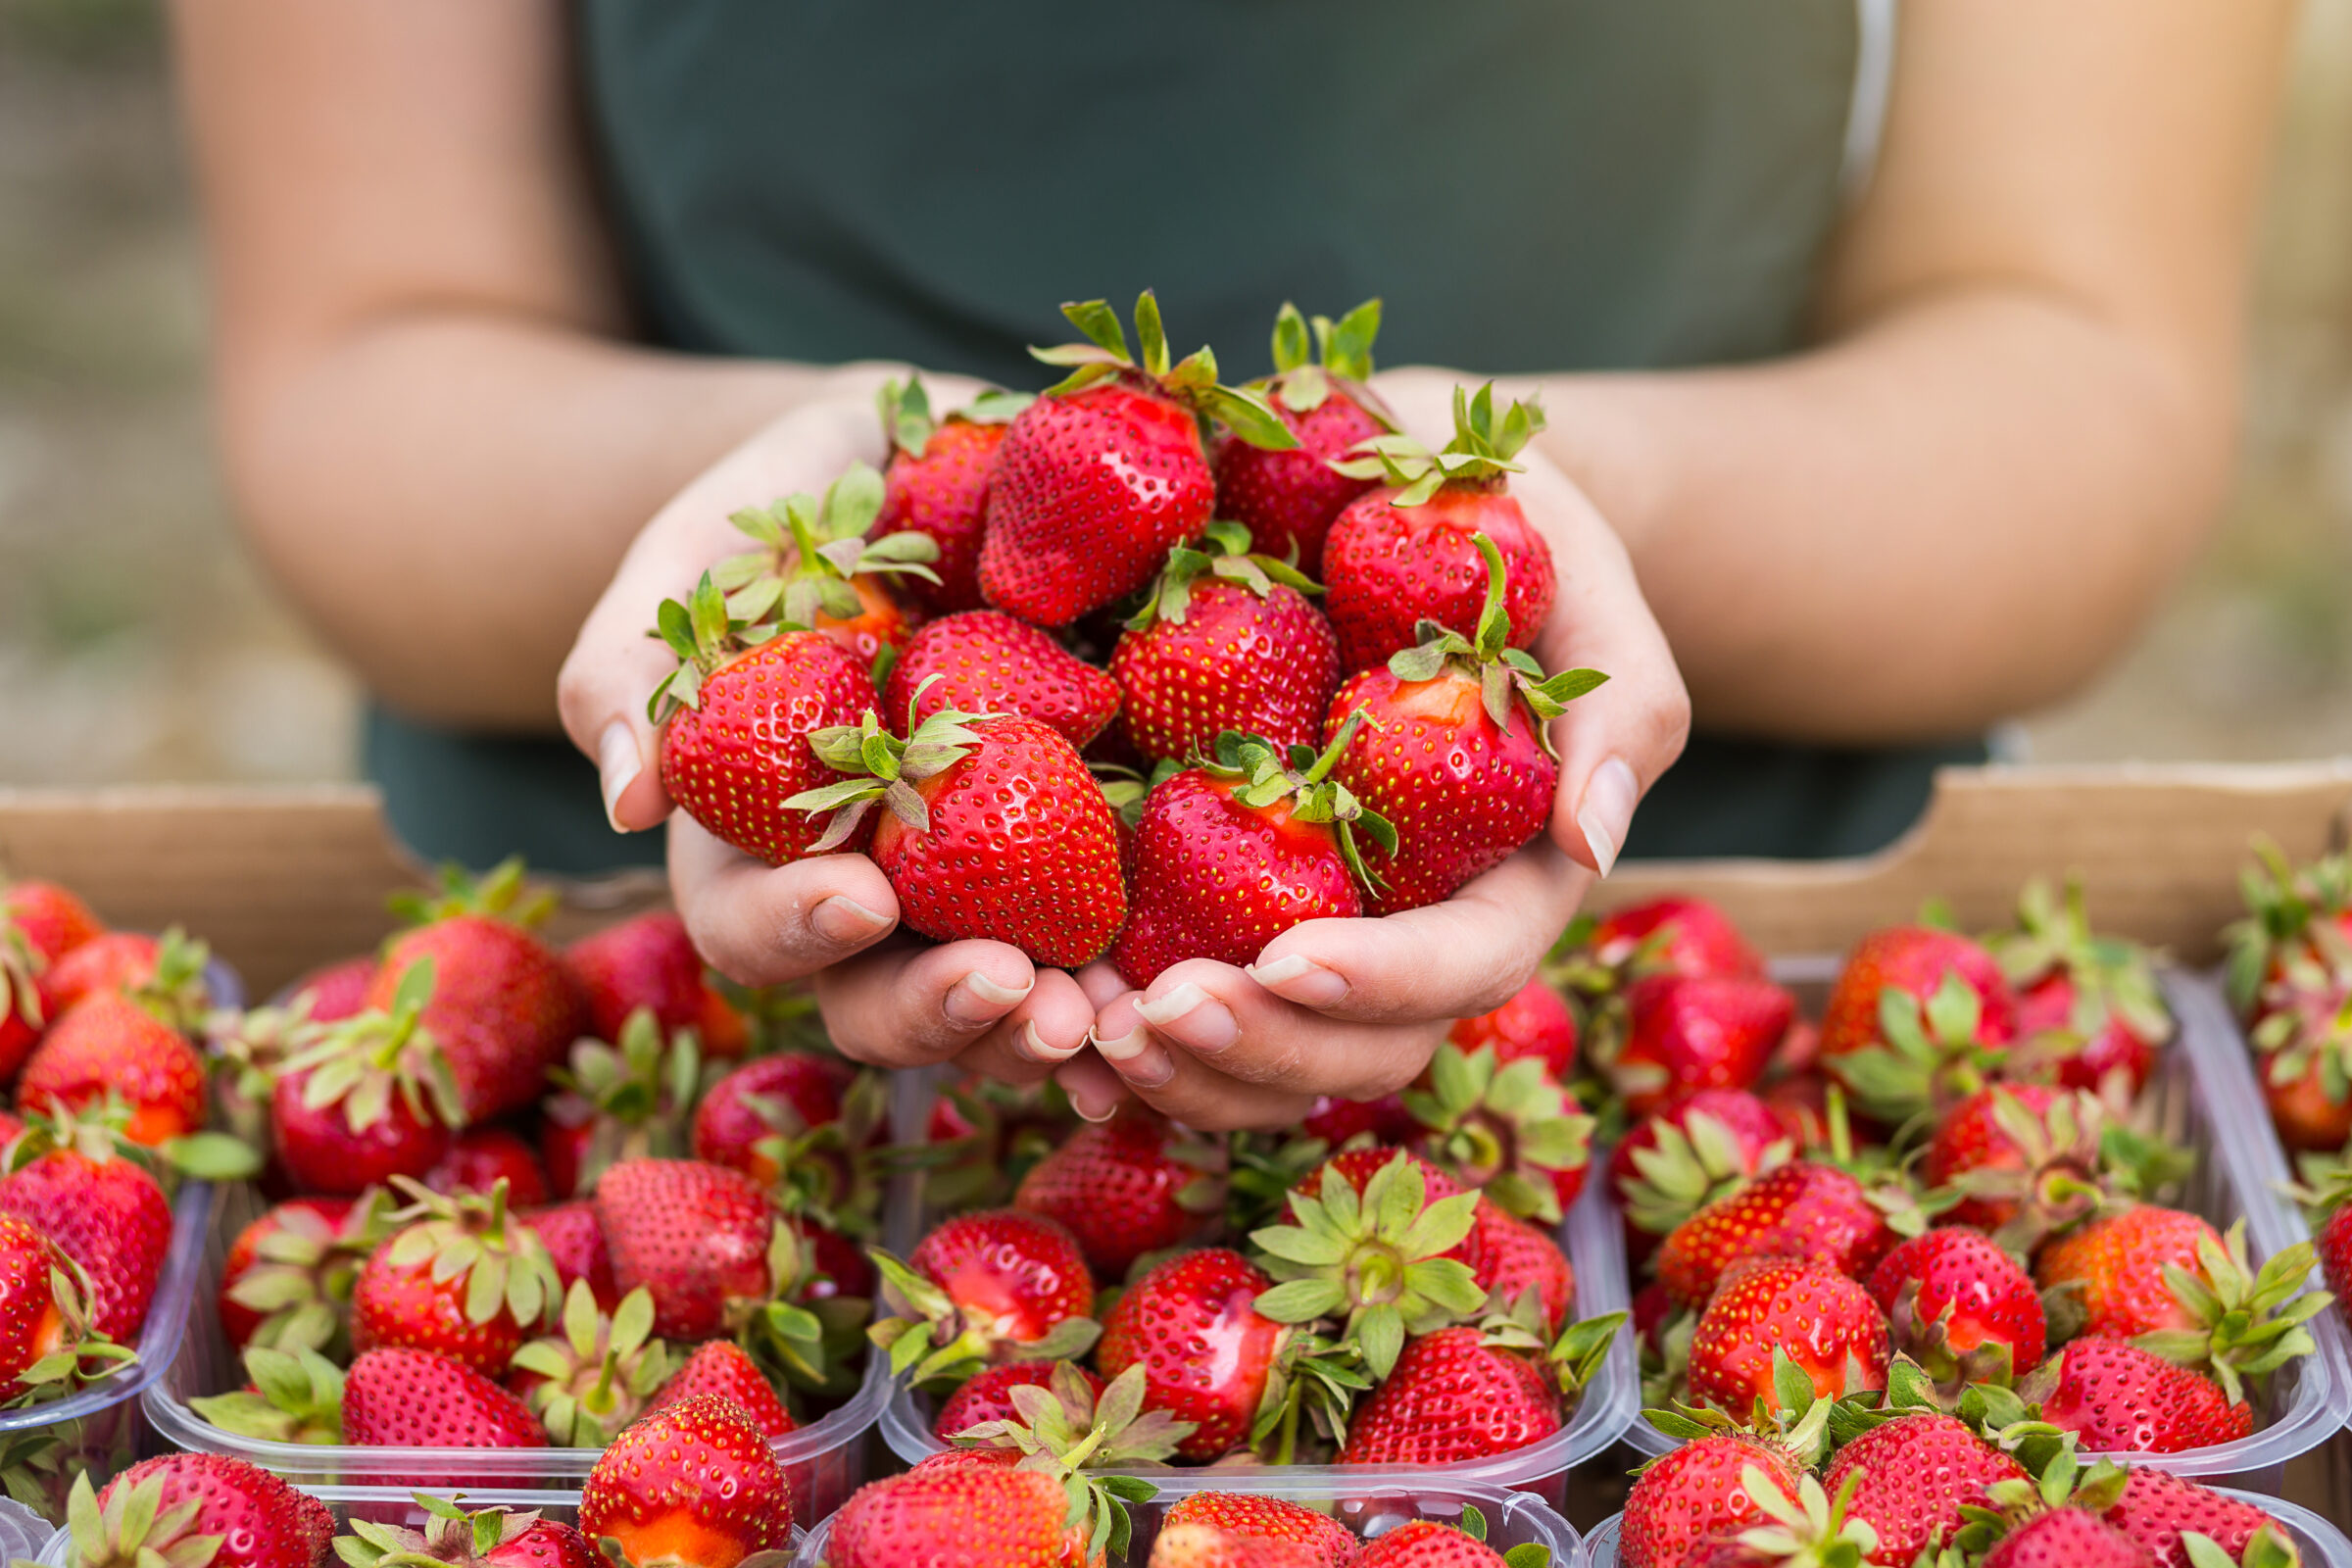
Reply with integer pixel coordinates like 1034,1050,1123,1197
368,0,1984,874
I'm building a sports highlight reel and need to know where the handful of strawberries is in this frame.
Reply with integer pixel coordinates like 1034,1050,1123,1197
646,291,1605,976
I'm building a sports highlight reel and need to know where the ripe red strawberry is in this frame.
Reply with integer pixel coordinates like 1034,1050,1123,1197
1923,1084,2078,1236
1655,1161,1899,1310
1013,1111,1223,1278
1599,975,1793,1117
1819,926,2018,1121
689,1051,850,1187
287,955,375,1023
1589,896,1767,982
543,1010,707,1199
2227,846,2352,1149
1467,1202,1575,1333
1617,1430,1804,1568
647,1339,796,1439
1823,1411,2027,1567
793,705,1126,967
564,911,710,1046
426,1127,551,1206
1322,384,1557,674
523,1200,620,1310
934,1360,1102,1444
1687,1257,1889,1413
1213,300,1390,577
708,462,936,668
502,1276,673,1446
2033,1205,2220,1340
1110,521,1340,762
84,1454,334,1568
1354,1521,1507,1567
0,1115,173,1341
2102,1469,2288,1568
1982,1507,2150,1568
2024,1337,2252,1451
1097,1248,1284,1460
1992,878,2170,1097
979,292,1298,627
219,1194,386,1355
1404,1044,1594,1222
1150,1522,1324,1567
367,861,589,1124
594,1158,791,1342
872,1208,1098,1381
1324,536,1602,914
342,1346,548,1449
1110,720,1393,986
330,1496,598,1568
825,1459,1086,1568
1159,1491,1359,1568
1867,1227,2046,1388
651,579,884,866
20,978,208,1146
35,930,167,1017
1609,1090,1793,1247
352,1180,560,1376
1337,1324,1560,1465
0,879,103,1079
1300,1094,1417,1148
1448,978,1579,1080
874,376,1024,615
887,610,1120,749
580,1395,795,1565
0,1211,115,1398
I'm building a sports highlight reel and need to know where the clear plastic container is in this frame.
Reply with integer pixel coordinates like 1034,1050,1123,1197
874,1131,1640,1505
141,1179,895,1525
33,1487,804,1568
1613,970,2352,1490
1580,1488,2352,1568
793,1473,1580,1567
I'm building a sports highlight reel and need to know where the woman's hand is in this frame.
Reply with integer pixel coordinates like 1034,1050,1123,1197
557,370,1096,1083
1055,369,1690,1130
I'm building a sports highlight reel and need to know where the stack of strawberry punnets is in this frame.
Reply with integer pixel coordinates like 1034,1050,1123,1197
646,293,1605,971
189,868,885,1483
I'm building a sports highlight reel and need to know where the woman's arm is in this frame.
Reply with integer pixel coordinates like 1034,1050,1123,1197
1468,0,2294,743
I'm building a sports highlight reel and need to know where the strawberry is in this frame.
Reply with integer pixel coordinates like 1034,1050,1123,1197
0,1210,122,1397
188,1343,348,1446
20,936,210,1145
579,1395,795,1565
708,461,937,667
545,1009,706,1199
426,1127,551,1206
2022,1337,2252,1451
979,292,1298,627
647,1339,797,1439
508,1280,674,1446
594,1158,794,1343
1213,301,1390,577
1323,536,1602,913
874,376,1027,615
1588,896,1767,982
287,956,375,1023
791,703,1125,967
1097,1248,1284,1459
1013,1110,1224,1278
564,911,716,1047
870,1207,1099,1383
2101,1469,2291,1568
1596,975,1793,1117
1110,521,1339,762
1818,926,2018,1123
650,577,884,866
331,1495,598,1568
0,879,103,1079
1687,1257,1889,1413
1822,1411,2026,1567
1448,978,1579,1080
1322,385,1556,674
2227,846,2352,1149
824,1457,1088,1568
218,1192,389,1356
351,1178,560,1376
1980,1507,2150,1568
368,860,589,1123
941,1361,1191,1561
1616,1430,1804,1568
689,1050,848,1186
1402,1044,1594,1222
1609,1091,1793,1247
1354,1519,1512,1567
1866,1227,2046,1389
1158,1492,1359,1568
1110,720,1393,986
2033,1205,2221,1340
74,1455,333,1568
887,610,1121,749
1467,1201,1576,1333
1336,1325,1559,1465
1655,1161,1901,1310
341,1345,548,1449
1991,878,2170,1098
524,1200,620,1310
934,1361,1100,1445
1151,1523,1329,1568
0,1111,174,1342
1922,1084,2109,1245
35,930,170,1017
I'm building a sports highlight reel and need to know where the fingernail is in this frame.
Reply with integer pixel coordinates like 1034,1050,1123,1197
1135,982,1240,1053
598,723,642,833
1092,1027,1147,1062
1069,1084,1120,1123
1247,954,1348,1007
810,895,892,945
945,970,1032,1026
1576,757,1639,878
1100,1034,1174,1089
1015,1020,1079,1064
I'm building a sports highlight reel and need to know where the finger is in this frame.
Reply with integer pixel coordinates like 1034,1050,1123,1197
1052,1052,1131,1125
1092,991,1320,1132
813,937,1047,1071
669,814,902,985
1242,844,1585,1023
1096,978,1439,1107
1075,960,1132,1010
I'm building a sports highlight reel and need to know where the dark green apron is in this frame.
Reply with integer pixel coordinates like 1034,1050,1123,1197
368,0,1984,873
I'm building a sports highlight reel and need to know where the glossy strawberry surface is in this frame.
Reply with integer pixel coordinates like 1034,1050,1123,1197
886,611,1120,749
1111,579,1339,762
1321,482,1554,674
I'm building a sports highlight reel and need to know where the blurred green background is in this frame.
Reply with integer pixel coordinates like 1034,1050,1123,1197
5,0,2352,786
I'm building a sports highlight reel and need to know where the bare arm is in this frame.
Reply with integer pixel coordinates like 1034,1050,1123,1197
1424,0,2292,744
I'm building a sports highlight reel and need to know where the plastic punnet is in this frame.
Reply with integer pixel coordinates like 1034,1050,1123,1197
795,1473,1579,1567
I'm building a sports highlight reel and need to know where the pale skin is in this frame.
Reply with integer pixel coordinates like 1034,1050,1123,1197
173,1,2291,1129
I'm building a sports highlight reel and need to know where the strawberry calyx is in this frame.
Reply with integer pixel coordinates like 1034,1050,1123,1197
949,1360,1188,1565
786,681,998,854
187,1343,346,1445
1619,1108,1795,1239
1331,382,1544,506
1124,519,1323,631
1833,972,2005,1127
1949,1444,2133,1560
57,1468,225,1568
1246,1325,1369,1464
547,1008,701,1196
7,1093,260,1196
218,1191,394,1358
1029,291,1300,451
646,572,785,725
387,856,558,932
865,1245,1101,1387
1642,1349,1835,1466
1925,1087,2161,1254
1400,1043,1594,1225
741,1214,871,1396
1727,1469,1881,1568
1991,877,2174,1052
2,1243,128,1408
510,1280,675,1446
754,1068,889,1239
1198,714,1398,896
335,1494,576,1568
207,995,330,1151
119,927,214,1036
2125,1220,2330,1404
714,462,941,632
0,920,45,1038
2224,838,2352,1018
378,1175,562,1339
877,372,1031,459
1259,299,1396,422
1480,1299,1629,1400
275,960,466,1138
1247,1150,1487,1378
2246,922,2352,1110
1383,532,1606,759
